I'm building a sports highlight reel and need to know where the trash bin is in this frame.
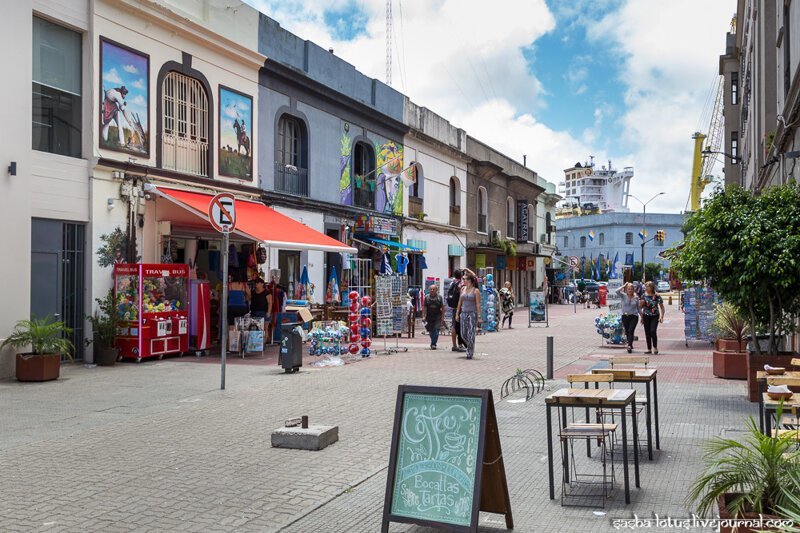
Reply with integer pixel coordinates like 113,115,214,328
280,322,303,373
598,286,608,306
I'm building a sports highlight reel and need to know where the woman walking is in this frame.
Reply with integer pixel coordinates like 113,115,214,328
499,281,515,329
422,284,444,349
617,282,641,353
455,273,482,359
639,281,665,354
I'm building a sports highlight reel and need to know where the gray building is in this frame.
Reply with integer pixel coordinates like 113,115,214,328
555,212,686,276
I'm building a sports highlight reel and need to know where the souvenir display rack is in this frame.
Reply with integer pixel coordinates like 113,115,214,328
683,284,719,346
374,274,408,354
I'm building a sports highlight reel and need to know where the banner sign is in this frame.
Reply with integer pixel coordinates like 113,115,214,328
516,200,529,243
528,290,548,325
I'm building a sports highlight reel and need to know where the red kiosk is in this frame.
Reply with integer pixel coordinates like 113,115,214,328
114,263,190,362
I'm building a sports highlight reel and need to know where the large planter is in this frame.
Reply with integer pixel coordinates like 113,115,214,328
717,494,782,533
746,352,800,402
16,353,61,382
712,350,747,379
94,347,118,367
717,338,745,352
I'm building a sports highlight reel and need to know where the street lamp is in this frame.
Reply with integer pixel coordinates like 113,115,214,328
627,192,665,282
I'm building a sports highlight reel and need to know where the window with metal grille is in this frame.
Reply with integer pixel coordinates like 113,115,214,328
161,71,209,176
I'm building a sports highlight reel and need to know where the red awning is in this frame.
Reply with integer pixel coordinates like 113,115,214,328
155,187,356,254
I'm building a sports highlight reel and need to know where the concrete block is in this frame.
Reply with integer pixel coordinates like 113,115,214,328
271,425,339,451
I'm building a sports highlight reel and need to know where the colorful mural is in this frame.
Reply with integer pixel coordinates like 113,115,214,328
339,128,352,204
99,38,149,156
218,86,253,179
375,141,404,216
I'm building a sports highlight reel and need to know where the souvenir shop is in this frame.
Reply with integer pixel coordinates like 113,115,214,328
117,186,355,361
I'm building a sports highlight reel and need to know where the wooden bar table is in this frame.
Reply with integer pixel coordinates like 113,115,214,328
545,388,640,504
756,371,800,433
592,368,660,460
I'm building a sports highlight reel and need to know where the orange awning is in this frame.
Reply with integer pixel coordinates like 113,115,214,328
155,187,356,254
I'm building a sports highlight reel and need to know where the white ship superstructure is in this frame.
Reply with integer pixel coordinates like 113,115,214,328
556,159,633,218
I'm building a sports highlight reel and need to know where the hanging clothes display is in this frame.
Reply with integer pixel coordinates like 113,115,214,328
395,253,409,275
381,251,393,275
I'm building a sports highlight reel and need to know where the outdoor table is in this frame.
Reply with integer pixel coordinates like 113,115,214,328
545,388,640,504
756,370,800,433
761,392,800,437
591,368,660,459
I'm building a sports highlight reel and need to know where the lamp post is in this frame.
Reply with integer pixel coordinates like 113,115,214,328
627,192,665,282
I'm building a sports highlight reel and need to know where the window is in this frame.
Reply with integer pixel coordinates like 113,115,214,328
408,162,423,217
477,186,488,233
353,141,375,209
545,212,552,244
580,236,586,248
731,72,738,105
275,114,309,195
32,16,82,158
162,71,209,176
449,177,460,226
731,132,738,165
527,204,535,242
563,236,569,248
506,197,516,239
625,232,633,245
599,232,605,245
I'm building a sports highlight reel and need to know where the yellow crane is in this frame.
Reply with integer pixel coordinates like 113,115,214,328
690,132,714,211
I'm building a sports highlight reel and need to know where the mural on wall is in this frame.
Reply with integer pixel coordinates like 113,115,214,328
99,38,149,156
339,125,352,204
376,141,404,215
218,86,253,179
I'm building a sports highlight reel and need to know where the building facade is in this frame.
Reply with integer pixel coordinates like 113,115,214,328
464,137,560,305
720,0,800,190
556,160,632,217
555,212,686,277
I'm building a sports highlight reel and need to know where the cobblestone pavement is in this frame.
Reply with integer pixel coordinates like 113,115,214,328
0,301,757,532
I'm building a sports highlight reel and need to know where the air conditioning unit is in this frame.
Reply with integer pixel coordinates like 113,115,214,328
491,230,502,241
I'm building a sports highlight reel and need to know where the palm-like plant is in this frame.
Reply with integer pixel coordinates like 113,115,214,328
0,317,74,360
712,302,748,343
687,412,800,517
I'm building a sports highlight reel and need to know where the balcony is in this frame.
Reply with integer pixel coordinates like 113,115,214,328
449,205,460,226
274,161,309,196
478,213,487,233
408,196,424,218
162,134,208,177
354,186,374,210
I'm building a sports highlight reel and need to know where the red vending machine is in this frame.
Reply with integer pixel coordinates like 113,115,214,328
189,278,210,353
114,264,190,362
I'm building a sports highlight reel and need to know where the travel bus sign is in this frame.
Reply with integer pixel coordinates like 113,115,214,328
208,193,237,233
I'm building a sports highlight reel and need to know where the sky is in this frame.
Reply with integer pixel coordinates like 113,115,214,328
245,0,736,213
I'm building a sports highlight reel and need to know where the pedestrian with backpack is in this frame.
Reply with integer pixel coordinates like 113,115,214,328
447,269,466,352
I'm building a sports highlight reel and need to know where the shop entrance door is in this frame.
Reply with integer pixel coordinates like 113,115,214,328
31,219,86,361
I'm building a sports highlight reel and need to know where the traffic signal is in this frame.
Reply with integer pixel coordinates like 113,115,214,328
656,230,666,242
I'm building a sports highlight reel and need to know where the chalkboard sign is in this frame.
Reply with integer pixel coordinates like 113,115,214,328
382,386,512,533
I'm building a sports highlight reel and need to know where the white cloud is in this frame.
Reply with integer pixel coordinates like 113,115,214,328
247,0,735,213
122,64,139,74
131,95,146,106
103,67,123,85
131,78,145,90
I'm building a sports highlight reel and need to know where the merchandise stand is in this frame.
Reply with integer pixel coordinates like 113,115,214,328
230,315,266,358
683,284,719,347
375,275,408,355
309,320,348,356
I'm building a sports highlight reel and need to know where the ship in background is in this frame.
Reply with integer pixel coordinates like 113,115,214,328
556,157,634,218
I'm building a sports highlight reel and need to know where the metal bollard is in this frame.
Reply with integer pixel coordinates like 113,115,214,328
301,415,309,429
546,336,554,379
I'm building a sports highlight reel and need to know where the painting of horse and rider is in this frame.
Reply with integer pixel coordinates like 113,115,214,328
219,86,253,180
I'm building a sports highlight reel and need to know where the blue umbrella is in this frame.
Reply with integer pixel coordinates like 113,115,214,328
297,265,310,300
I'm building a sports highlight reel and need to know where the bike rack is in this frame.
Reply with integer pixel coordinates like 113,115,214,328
500,367,546,402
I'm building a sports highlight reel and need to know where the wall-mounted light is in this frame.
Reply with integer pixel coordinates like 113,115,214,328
107,198,115,210
111,170,124,179
8,162,16,176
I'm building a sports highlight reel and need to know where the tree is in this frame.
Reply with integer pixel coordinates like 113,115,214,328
669,183,800,354
632,262,663,282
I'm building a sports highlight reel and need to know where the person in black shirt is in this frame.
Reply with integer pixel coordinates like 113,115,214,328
423,284,444,349
250,278,273,321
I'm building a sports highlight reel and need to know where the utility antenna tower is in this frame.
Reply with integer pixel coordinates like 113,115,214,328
385,0,392,85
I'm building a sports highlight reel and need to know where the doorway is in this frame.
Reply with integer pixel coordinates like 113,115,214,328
31,219,86,361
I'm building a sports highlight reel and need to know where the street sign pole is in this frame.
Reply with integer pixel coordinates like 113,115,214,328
572,267,576,314
220,228,229,390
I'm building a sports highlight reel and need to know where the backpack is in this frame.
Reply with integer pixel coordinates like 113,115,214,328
446,282,461,308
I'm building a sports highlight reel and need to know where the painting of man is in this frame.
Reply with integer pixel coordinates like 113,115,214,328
99,38,149,155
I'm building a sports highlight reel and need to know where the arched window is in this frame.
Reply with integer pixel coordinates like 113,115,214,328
449,177,460,226
162,71,209,176
580,236,587,248
599,232,605,245
477,186,488,234
545,212,552,244
353,141,376,209
276,113,309,195
407,161,423,217
506,197,516,239
527,203,535,242
625,232,634,245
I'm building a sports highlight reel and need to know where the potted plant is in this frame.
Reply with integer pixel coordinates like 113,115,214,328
0,317,74,381
87,289,120,366
687,412,800,532
711,302,748,379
